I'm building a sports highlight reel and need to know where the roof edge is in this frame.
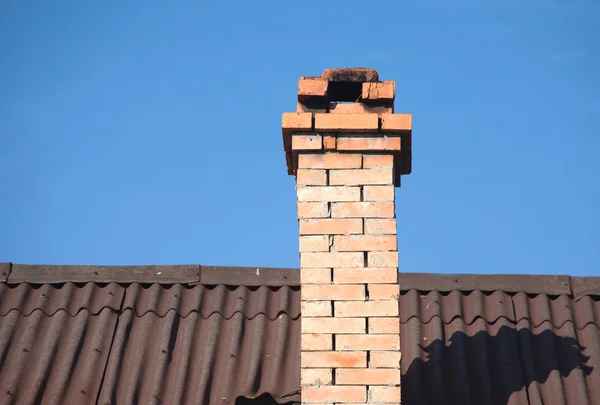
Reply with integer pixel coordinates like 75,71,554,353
2,263,599,297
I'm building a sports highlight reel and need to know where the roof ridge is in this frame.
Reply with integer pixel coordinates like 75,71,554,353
3,263,600,297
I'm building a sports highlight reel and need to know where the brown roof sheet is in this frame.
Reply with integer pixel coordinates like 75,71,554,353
1,264,599,405
400,288,600,405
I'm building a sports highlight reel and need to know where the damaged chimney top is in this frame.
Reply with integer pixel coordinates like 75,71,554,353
282,67,412,186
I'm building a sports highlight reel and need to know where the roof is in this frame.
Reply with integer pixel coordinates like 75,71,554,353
1,263,599,405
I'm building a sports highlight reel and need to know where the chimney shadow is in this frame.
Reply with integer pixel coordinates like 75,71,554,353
402,326,593,405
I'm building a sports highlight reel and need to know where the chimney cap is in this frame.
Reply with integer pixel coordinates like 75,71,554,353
320,68,379,83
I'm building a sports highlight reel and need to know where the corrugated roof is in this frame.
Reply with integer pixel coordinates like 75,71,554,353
0,264,599,405
400,288,600,405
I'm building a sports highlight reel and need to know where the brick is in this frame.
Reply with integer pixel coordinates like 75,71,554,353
330,169,394,186
302,368,332,386
302,284,365,301
301,351,366,368
298,153,362,169
315,113,379,132
336,334,400,350
337,136,400,151
369,318,400,334
299,219,363,235
300,235,330,252
297,169,327,186
301,252,364,268
297,202,329,218
368,252,398,267
370,351,401,368
369,386,401,403
333,235,397,252
301,301,332,317
369,284,400,300
334,301,398,317
297,186,360,202
381,113,412,131
301,268,332,284
293,134,322,151
323,135,336,150
298,77,328,98
302,318,365,334
282,112,313,130
363,154,394,169
329,102,392,114
364,185,395,201
334,268,397,284
336,368,400,385
331,202,395,218
362,81,395,101
302,386,366,403
365,219,396,235
302,334,333,351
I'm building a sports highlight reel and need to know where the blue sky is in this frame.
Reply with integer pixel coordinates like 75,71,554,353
1,1,598,276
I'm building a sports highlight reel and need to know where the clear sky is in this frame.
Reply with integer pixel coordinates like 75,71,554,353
1,1,598,276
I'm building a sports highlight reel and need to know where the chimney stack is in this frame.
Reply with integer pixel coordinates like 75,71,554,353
282,68,411,404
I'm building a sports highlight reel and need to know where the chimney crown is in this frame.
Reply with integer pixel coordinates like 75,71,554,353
282,68,412,186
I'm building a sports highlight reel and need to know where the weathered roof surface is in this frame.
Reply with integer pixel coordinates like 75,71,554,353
0,264,300,405
0,263,599,405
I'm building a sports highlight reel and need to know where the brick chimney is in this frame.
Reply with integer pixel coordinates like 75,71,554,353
282,68,411,404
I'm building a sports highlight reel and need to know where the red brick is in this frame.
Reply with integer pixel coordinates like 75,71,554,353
362,81,395,101
381,113,412,131
301,252,364,268
300,235,330,252
302,318,365,334
299,219,363,235
315,113,379,132
370,351,401,368
364,219,396,235
302,386,366,403
334,301,398,317
323,135,336,150
368,252,398,267
336,334,400,350
329,103,393,114
301,301,332,317
297,202,329,218
363,154,394,169
301,268,332,284
293,134,322,151
334,267,397,284
335,368,400,385
298,153,362,169
337,136,401,151
282,112,313,130
301,333,333,351
329,169,394,186
302,368,332,386
331,202,395,218
297,169,327,186
369,284,400,300
369,318,400,334
333,235,396,252
302,284,365,301
301,351,366,368
369,386,401,403
364,186,395,201
298,77,328,98
297,186,360,202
